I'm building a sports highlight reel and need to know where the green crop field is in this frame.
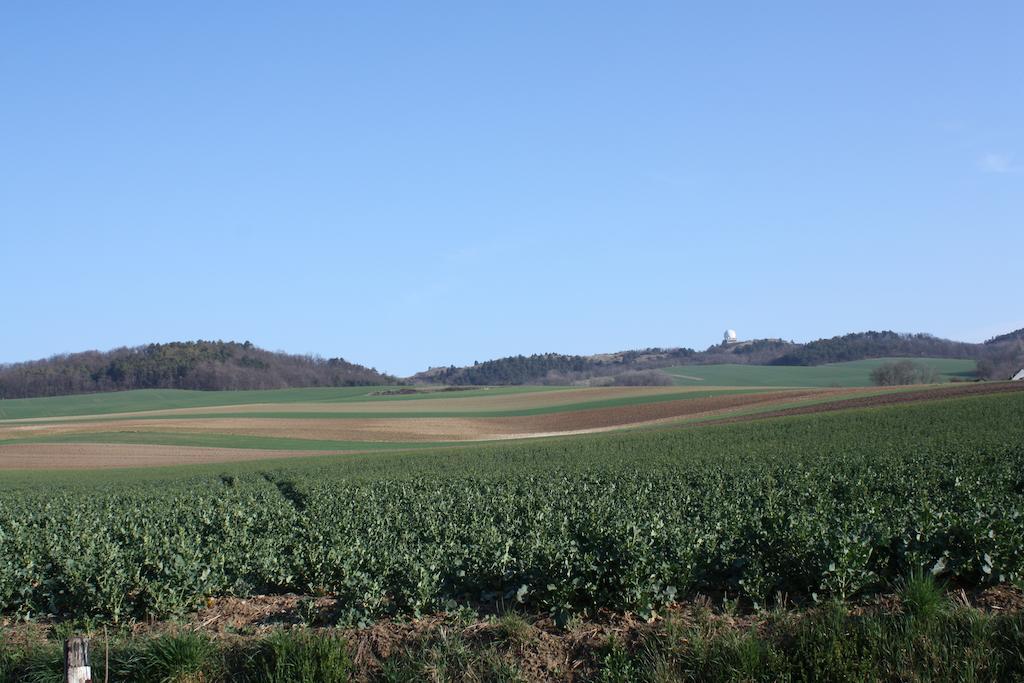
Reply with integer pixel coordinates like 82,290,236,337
0,388,779,427
662,357,977,387
0,385,567,421
2,391,1021,625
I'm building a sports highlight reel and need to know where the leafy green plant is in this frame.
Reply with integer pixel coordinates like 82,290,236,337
599,635,638,683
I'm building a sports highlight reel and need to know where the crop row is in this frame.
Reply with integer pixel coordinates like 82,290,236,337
1,393,1022,624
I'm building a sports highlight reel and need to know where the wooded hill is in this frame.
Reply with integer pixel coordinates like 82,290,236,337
4,329,1021,397
768,331,979,366
0,341,396,399
414,330,1024,385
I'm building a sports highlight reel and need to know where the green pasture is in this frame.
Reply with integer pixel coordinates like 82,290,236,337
661,357,977,387
0,385,564,420
0,388,775,425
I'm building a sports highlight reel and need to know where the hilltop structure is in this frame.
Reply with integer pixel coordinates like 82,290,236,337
724,329,739,344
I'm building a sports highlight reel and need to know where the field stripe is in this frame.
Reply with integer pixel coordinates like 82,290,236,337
0,388,782,425
0,431,459,451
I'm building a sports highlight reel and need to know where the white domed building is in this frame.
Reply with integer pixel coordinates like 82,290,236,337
724,329,738,344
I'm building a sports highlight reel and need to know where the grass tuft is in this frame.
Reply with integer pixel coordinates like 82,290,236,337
138,630,221,682
2,607,1024,681
495,611,533,647
897,568,947,620
249,629,353,683
6,644,62,683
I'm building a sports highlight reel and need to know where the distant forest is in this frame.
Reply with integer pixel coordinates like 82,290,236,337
4,329,1022,397
0,341,396,399
768,331,980,366
425,348,700,386
417,330,1024,386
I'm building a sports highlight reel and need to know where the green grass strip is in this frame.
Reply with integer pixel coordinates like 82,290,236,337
0,388,776,425
0,385,567,420
0,431,458,452
664,357,977,387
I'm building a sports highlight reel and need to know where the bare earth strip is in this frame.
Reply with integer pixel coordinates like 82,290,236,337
0,443,356,470
0,389,847,444
703,380,1024,426
167,386,699,415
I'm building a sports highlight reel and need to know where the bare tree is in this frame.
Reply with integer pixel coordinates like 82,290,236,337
870,360,939,386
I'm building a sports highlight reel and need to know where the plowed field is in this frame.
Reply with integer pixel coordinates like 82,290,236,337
0,443,356,470
1,381,1019,469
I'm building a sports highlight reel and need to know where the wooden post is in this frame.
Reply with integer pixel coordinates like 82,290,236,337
64,637,91,683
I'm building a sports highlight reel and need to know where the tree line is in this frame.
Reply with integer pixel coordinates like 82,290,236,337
977,328,1024,380
769,331,980,366
0,341,396,399
423,348,699,386
418,330,1024,386
5,329,1022,395
869,360,939,386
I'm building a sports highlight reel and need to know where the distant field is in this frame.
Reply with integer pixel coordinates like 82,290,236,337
0,380,1017,469
0,385,564,421
2,388,779,424
662,357,977,387
0,386,839,467
0,359,977,422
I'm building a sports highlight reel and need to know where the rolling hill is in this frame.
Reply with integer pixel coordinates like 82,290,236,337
0,341,396,399
414,330,1024,386
662,357,978,387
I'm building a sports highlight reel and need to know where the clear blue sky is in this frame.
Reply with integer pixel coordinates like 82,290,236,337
2,3,1022,376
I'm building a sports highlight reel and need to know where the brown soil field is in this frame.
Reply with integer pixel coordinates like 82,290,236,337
173,386,699,415
1,382,1018,470
705,380,1024,426
480,388,861,436
0,443,356,470
0,388,849,446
